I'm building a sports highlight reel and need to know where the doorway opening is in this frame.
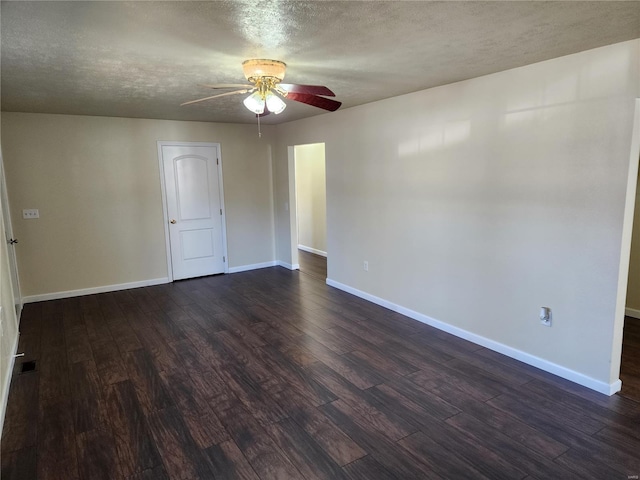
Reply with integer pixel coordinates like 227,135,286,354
292,143,327,280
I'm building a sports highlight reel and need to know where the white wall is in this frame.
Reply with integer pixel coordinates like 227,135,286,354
295,143,326,254
1,113,276,298
274,40,640,392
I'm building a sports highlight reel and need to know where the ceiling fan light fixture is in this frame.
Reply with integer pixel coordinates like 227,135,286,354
242,59,286,83
265,91,286,114
243,91,265,114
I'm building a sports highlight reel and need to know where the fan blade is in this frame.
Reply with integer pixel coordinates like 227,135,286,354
181,89,249,106
278,84,335,97
285,92,342,112
200,83,254,90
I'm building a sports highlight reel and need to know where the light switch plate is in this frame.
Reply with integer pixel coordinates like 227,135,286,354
23,209,39,219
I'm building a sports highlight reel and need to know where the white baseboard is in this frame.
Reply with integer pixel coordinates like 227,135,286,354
326,277,622,396
298,245,327,257
277,261,300,270
0,332,19,440
625,307,640,320
22,277,170,304
228,261,277,273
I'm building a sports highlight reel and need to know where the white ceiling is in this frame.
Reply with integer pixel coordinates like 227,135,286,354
2,1,639,125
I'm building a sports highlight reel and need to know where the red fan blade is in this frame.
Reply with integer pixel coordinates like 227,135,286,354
181,89,250,106
278,84,335,97
285,92,342,112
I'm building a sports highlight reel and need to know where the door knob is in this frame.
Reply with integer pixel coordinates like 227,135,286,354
170,219,177,224
9,238,18,245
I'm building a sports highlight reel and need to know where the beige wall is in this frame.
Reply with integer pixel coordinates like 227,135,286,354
1,113,276,298
274,40,640,389
295,143,326,254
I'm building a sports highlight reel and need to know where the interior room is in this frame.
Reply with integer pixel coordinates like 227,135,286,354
1,2,640,479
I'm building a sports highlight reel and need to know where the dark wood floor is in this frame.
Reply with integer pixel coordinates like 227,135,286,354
298,249,327,280
621,316,640,402
2,267,640,480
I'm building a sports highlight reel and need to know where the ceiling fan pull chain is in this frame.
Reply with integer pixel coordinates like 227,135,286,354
257,111,262,138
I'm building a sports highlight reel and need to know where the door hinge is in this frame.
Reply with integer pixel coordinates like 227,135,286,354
223,256,226,262
217,158,219,165
220,209,222,215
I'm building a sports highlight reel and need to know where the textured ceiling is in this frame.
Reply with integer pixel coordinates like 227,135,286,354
2,1,639,125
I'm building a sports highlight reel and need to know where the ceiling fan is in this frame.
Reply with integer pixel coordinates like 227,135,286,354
181,59,341,116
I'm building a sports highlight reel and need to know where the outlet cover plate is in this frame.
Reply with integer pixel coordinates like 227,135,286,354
23,209,39,219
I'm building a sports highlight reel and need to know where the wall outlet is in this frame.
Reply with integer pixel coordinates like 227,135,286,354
363,261,369,271
540,306,552,327
23,209,39,219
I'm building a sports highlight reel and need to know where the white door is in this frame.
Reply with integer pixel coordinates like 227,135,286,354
0,157,21,318
160,143,227,280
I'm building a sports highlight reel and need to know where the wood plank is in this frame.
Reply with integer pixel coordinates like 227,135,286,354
103,381,161,477
523,378,640,428
408,366,503,403
0,418,37,455
398,431,494,480
214,361,289,426
268,389,366,466
312,346,385,390
487,392,640,475
203,440,260,480
82,309,112,343
264,417,348,480
38,399,80,480
147,406,214,480
342,456,398,480
128,465,171,480
65,323,94,364
90,337,129,385
124,349,174,414
258,344,337,407
38,349,71,407
0,447,37,480
217,402,303,479
76,428,122,480
594,425,640,457
69,360,108,433
159,370,230,448
320,401,439,480
410,376,569,458
298,249,327,279
488,390,605,436
445,413,580,480
3,372,39,427
106,320,143,353
307,363,416,441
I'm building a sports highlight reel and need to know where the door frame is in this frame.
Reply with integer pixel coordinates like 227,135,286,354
157,141,229,282
288,143,328,273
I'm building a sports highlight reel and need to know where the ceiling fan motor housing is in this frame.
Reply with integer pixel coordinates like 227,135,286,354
242,59,287,84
